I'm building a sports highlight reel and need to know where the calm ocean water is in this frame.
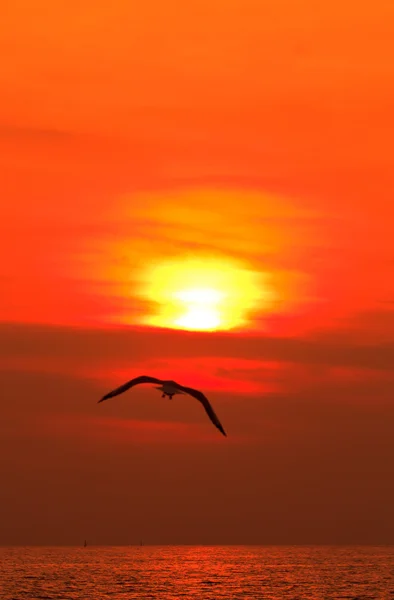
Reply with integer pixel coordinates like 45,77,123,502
1,545,394,599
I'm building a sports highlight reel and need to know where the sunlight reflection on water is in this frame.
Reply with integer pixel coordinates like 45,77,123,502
1,545,394,599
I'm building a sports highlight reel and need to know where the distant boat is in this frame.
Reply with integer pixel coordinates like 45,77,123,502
140,540,143,546
84,540,87,547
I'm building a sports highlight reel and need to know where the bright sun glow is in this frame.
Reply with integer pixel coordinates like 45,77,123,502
138,257,274,331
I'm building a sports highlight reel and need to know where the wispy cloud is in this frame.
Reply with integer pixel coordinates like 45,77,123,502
0,124,75,140
2,321,394,372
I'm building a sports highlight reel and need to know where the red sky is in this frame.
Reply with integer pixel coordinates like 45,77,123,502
1,0,394,544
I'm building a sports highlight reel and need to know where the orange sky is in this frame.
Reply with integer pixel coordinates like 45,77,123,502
1,0,394,545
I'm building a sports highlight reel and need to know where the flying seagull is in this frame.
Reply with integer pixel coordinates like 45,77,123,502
98,375,227,436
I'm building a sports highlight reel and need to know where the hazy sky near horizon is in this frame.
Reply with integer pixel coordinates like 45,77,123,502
1,0,394,545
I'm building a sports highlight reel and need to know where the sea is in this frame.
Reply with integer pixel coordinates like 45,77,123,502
1,545,394,599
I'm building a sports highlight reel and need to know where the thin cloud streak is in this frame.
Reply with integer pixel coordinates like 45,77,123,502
2,321,394,371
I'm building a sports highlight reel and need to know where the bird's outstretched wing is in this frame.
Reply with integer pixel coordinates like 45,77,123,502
173,382,227,437
98,375,164,403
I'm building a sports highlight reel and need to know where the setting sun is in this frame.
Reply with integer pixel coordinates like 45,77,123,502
137,257,274,331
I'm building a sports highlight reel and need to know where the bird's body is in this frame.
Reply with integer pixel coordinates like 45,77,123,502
99,375,227,436
154,383,185,398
